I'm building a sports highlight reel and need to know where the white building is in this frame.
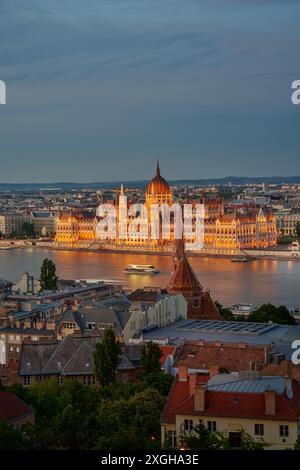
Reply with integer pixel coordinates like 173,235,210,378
0,213,25,236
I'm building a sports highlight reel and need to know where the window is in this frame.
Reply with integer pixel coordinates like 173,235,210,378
9,346,14,352
184,419,193,432
16,346,20,353
23,376,31,386
254,424,264,436
207,421,217,432
83,375,95,385
279,425,289,437
168,430,177,449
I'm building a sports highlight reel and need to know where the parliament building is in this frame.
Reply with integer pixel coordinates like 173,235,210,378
55,163,277,252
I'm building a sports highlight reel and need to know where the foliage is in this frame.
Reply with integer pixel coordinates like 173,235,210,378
0,420,31,450
294,436,300,450
1,378,167,450
219,301,296,325
39,258,58,291
8,222,36,240
95,388,163,450
93,328,122,386
296,222,300,238
183,420,229,450
142,371,173,396
216,301,234,321
22,222,36,238
247,303,296,325
183,420,269,450
278,235,297,245
140,341,163,377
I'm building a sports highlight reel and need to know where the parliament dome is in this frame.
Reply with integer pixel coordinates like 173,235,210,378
145,162,172,196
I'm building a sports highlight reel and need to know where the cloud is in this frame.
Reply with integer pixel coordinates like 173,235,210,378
0,0,299,181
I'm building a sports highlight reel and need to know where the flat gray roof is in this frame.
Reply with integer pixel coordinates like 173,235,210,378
207,374,286,394
142,319,300,359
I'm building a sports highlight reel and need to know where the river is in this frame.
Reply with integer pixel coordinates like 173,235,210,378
0,248,299,308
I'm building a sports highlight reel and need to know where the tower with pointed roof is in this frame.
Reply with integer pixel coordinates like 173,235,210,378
167,239,221,320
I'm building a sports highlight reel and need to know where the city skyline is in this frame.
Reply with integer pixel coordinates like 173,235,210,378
0,0,300,182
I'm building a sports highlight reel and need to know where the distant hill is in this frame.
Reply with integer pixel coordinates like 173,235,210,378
0,176,299,191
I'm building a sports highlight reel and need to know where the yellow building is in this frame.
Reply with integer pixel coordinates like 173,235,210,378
55,211,97,245
55,164,277,251
214,208,277,251
161,368,300,450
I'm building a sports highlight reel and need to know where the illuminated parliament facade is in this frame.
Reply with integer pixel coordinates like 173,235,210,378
55,163,277,252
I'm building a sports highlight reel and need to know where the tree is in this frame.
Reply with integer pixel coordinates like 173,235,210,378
140,342,163,377
183,420,269,450
96,388,163,450
93,328,121,386
0,421,30,450
183,420,228,450
22,222,36,238
39,258,58,291
294,436,300,450
216,301,234,321
142,372,173,396
248,303,296,325
295,222,300,238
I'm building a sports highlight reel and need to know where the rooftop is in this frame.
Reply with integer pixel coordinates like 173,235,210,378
207,373,286,394
162,374,300,424
142,319,300,359
0,391,33,423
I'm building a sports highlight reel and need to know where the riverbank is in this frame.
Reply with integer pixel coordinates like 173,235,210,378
1,240,300,260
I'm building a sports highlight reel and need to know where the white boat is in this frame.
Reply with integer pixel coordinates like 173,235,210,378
123,264,160,274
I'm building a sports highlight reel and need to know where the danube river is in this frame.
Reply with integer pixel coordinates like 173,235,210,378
0,248,299,308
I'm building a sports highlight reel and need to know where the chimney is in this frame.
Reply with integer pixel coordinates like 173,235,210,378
264,390,276,415
194,384,206,412
209,364,219,378
178,364,188,382
189,373,197,396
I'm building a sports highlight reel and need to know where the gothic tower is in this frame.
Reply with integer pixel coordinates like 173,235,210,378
167,239,221,320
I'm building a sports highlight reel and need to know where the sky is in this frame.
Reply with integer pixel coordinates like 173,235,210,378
0,0,299,183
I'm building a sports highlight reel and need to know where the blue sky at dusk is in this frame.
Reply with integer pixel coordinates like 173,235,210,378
0,0,299,182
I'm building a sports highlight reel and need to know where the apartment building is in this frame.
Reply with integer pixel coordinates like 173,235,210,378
0,212,25,235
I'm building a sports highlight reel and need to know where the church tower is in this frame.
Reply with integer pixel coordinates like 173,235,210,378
167,239,221,320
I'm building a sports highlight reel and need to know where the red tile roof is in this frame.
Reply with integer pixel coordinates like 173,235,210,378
176,340,271,372
162,379,300,424
0,391,33,423
168,240,202,295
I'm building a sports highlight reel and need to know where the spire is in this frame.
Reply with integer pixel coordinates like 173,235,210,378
156,159,161,176
120,179,124,196
167,239,221,320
